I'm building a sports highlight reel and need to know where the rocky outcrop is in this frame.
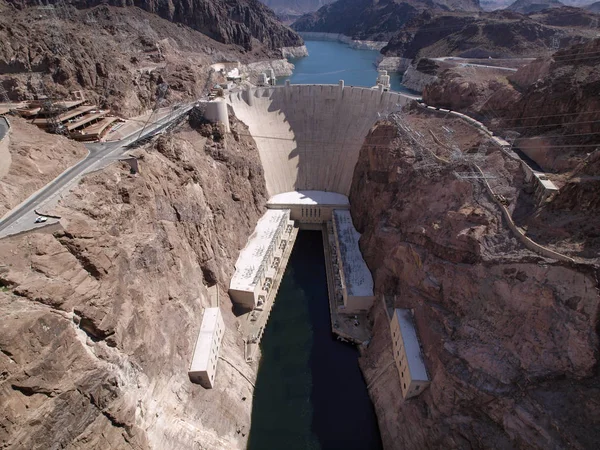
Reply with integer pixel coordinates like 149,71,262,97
8,0,303,51
349,116,600,449
376,56,411,73
244,59,296,78
292,0,480,42
281,45,309,58
298,32,387,50
401,59,439,92
0,112,268,449
501,38,600,171
423,67,520,117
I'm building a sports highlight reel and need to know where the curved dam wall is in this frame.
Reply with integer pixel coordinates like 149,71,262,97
227,84,412,196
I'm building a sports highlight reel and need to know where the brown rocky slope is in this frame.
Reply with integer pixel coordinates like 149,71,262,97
8,0,302,51
0,118,88,217
382,7,598,59
350,112,599,449
0,2,301,117
0,111,268,449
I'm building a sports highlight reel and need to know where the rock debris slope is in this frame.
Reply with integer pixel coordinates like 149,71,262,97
0,112,268,449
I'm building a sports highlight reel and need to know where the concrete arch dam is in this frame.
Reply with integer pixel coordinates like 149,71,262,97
227,84,412,197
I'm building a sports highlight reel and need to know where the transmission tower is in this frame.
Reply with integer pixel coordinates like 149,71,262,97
551,36,560,50
505,131,521,151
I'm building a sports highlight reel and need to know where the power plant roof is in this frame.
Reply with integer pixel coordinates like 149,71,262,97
267,190,349,207
230,209,290,292
333,209,374,297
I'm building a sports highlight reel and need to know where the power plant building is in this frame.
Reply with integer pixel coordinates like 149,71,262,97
229,209,292,310
331,210,375,313
189,307,225,389
390,308,430,399
267,190,349,226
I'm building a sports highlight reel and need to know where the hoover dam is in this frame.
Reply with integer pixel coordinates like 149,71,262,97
226,83,412,196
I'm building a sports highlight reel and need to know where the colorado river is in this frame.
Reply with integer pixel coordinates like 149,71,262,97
278,39,413,94
248,231,382,450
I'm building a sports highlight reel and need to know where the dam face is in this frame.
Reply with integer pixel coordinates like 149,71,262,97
227,84,411,196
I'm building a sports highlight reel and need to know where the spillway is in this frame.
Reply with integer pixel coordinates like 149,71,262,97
227,84,412,196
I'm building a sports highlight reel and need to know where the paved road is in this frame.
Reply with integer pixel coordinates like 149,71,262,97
0,117,8,141
0,104,193,237
432,57,533,72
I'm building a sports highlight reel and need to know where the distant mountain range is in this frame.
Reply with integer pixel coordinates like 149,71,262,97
292,0,481,41
382,7,599,59
586,1,600,11
507,0,565,14
481,0,596,10
259,0,335,16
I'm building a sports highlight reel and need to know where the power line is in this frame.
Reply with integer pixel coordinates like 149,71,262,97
218,131,600,151
503,118,600,130
502,109,600,121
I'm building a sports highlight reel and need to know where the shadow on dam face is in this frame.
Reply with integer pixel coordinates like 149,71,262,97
247,231,382,450
227,85,411,197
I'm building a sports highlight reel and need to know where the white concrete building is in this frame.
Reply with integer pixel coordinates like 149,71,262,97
189,307,225,389
376,70,391,91
331,210,375,313
267,190,349,226
229,209,291,310
533,172,559,203
391,308,430,399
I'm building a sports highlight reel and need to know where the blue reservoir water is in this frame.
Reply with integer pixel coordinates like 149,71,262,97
278,39,412,94
248,231,382,450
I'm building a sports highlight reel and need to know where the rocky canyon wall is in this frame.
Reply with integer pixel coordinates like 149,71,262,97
0,112,267,449
350,118,600,449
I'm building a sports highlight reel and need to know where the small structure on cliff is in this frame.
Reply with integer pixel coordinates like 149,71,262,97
374,70,391,91
267,190,349,228
13,92,121,142
189,307,225,389
391,308,430,399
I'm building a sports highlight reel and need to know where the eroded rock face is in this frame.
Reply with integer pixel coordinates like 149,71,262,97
423,68,521,118
381,8,596,59
350,120,600,449
292,0,480,41
0,113,267,449
8,0,303,51
0,3,300,116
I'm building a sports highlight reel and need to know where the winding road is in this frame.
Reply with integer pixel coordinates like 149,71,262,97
0,104,194,238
